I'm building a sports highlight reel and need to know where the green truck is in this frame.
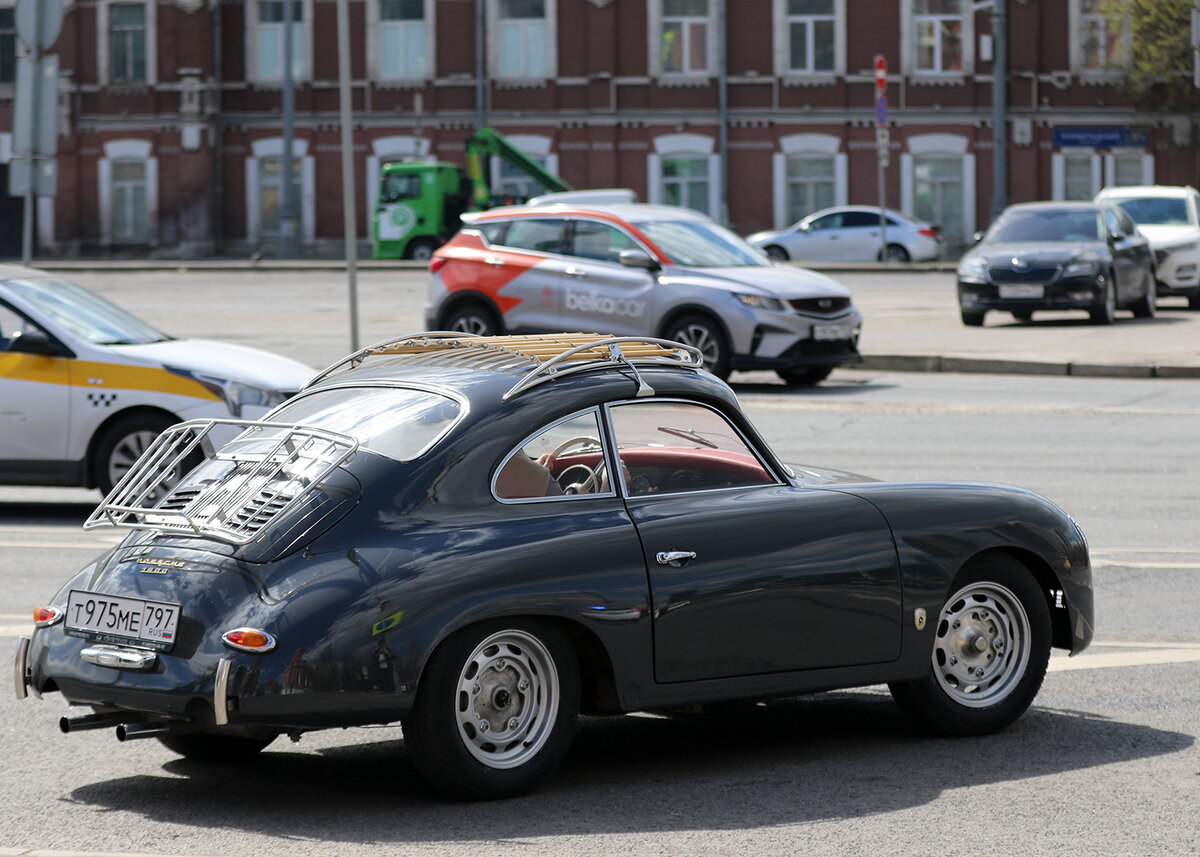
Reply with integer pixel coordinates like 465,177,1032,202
372,127,570,261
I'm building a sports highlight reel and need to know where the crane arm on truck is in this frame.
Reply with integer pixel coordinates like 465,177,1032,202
465,128,570,209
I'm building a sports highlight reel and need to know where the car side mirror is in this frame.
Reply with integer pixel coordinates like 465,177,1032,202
7,329,61,356
619,248,660,271
972,231,984,245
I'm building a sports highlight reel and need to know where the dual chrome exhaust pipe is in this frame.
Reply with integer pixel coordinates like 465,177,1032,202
59,712,172,741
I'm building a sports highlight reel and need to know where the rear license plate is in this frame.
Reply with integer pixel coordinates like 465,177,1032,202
998,284,1044,299
65,590,180,652
812,322,855,341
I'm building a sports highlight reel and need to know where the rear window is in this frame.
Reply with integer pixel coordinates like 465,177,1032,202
257,386,463,462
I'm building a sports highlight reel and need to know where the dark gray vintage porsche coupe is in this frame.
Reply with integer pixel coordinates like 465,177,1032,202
16,333,1094,800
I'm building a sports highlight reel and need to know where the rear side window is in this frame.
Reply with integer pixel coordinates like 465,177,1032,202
569,220,639,263
498,218,567,254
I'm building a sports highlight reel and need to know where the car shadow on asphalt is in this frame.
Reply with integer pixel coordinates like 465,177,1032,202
64,689,1191,841
0,500,94,527
989,314,1190,328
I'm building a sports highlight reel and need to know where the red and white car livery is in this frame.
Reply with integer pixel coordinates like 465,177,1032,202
426,202,862,385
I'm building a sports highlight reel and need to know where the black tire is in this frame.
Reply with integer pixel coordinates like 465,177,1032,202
158,732,275,762
776,365,833,387
408,239,439,262
403,620,580,800
1130,268,1157,319
443,302,503,336
92,412,197,497
1189,293,1200,310
961,309,986,327
888,554,1051,736
881,244,910,263
764,245,789,262
1090,274,1116,324
663,314,731,379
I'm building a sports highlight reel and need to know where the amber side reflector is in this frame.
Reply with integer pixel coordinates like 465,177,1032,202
221,628,277,653
33,606,63,627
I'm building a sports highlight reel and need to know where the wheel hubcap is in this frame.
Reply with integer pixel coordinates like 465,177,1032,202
455,630,559,769
932,582,1031,708
450,315,491,335
671,324,719,370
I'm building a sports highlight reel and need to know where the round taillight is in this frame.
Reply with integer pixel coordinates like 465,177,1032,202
33,606,63,627
221,627,277,653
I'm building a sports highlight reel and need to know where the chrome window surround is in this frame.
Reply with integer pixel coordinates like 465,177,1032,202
491,407,616,505
84,418,359,545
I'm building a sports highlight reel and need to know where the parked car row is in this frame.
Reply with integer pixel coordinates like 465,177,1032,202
957,186,1200,327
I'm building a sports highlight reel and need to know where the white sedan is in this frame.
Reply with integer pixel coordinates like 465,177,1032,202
746,205,943,263
1095,185,1200,309
0,266,315,495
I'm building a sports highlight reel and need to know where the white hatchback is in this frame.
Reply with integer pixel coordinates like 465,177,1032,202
0,266,316,494
1094,185,1200,308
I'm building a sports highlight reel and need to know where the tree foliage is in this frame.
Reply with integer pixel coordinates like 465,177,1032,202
1103,0,1200,113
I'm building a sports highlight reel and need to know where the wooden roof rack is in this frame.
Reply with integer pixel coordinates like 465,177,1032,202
305,332,704,399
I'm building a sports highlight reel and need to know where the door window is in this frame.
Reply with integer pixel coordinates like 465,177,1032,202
607,400,775,496
498,218,567,254
569,221,638,263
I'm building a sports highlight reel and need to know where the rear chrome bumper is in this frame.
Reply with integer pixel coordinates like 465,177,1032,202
14,635,30,700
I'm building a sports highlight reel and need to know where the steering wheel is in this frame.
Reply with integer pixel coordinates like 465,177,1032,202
550,436,604,494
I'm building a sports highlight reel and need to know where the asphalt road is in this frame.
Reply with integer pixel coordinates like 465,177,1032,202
1,267,1197,856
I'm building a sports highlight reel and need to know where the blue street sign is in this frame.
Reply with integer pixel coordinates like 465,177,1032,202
876,95,888,128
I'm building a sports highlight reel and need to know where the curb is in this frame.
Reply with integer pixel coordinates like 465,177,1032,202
859,354,1200,379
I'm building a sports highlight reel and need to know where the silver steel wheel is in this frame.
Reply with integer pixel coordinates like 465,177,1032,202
106,429,159,489
932,582,1032,708
454,629,560,770
671,323,719,369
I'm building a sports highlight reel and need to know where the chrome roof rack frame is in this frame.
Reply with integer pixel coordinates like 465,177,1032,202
85,419,359,545
303,332,704,399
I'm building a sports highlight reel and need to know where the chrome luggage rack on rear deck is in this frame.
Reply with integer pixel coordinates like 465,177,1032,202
304,332,705,399
84,419,358,545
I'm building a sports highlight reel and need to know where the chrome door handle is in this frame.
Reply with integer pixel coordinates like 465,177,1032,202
656,550,697,567
485,256,506,267
565,266,588,278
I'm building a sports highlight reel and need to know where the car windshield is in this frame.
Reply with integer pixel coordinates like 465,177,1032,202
987,210,1102,243
633,219,769,267
252,386,463,462
3,276,170,345
1112,197,1192,226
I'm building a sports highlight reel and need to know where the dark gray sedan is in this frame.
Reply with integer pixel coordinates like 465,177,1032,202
957,201,1156,326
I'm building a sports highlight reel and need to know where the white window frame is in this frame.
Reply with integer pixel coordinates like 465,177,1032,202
487,0,557,81
246,137,315,246
97,1,157,86
98,139,158,246
901,0,973,79
772,133,847,229
648,133,719,217
1052,149,1103,201
1069,0,1130,78
773,0,844,80
1104,150,1154,188
368,0,435,82
900,133,975,240
649,0,717,79
246,0,313,84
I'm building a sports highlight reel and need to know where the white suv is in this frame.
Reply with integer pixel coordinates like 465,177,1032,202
1094,185,1200,308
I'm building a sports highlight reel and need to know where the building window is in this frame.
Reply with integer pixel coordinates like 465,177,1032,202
1112,151,1143,186
650,134,718,217
0,7,15,85
495,0,549,79
913,154,964,238
786,0,835,73
1063,153,1096,200
913,0,963,73
99,139,158,247
256,0,305,81
258,155,303,237
379,0,428,79
662,157,711,214
786,155,836,223
110,3,147,83
111,160,149,242
1080,0,1122,71
660,0,709,75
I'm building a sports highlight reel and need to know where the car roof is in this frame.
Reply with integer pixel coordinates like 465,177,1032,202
466,202,713,225
0,264,52,282
1096,185,1196,199
1001,201,1106,213
305,332,709,402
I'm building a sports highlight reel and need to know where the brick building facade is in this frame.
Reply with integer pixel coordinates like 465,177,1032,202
1,0,1198,259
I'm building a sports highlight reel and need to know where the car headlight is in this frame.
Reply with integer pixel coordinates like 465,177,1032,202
1064,258,1101,277
189,373,292,418
957,257,988,280
735,293,786,311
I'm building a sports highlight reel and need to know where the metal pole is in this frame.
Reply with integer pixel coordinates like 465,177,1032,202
475,0,485,130
878,157,887,260
279,0,299,257
991,0,1008,221
20,22,39,265
336,0,360,352
717,0,728,226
